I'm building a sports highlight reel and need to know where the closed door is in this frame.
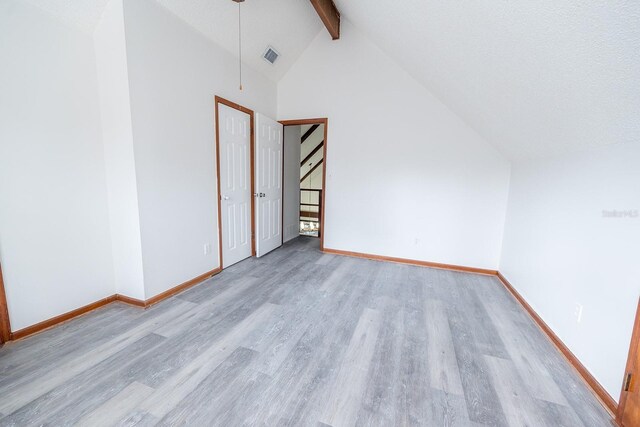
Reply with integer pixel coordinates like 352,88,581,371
619,300,640,426
218,104,252,268
255,113,283,257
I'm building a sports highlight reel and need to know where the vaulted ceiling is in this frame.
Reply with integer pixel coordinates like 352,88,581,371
22,0,323,82
333,1,640,160
153,0,322,81
20,0,640,161
22,0,110,33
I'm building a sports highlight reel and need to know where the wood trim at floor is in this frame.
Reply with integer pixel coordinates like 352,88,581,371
10,295,117,341
114,294,146,308
323,247,498,276
144,268,221,307
496,272,618,417
0,262,11,343
8,268,221,341
617,298,640,425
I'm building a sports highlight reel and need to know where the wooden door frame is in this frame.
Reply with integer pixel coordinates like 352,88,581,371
0,261,11,343
279,118,328,251
214,96,256,269
617,298,640,425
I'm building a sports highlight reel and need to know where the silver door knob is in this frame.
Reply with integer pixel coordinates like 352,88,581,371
222,195,230,200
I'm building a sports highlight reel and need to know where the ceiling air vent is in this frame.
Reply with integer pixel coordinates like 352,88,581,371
262,46,279,65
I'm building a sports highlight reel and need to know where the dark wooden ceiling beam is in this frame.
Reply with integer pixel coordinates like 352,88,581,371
300,159,324,183
310,0,340,40
301,141,324,167
301,124,320,144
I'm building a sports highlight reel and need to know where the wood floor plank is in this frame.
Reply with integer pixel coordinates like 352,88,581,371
1,333,166,425
241,262,379,426
428,388,472,427
425,299,464,395
0,303,139,383
76,381,155,427
0,237,613,426
156,347,258,426
116,410,160,427
320,307,382,427
448,298,509,425
396,304,432,425
0,300,193,415
248,299,323,376
484,355,551,427
484,301,569,406
153,274,261,338
457,275,510,359
357,299,405,426
505,290,613,427
137,302,279,419
319,257,357,292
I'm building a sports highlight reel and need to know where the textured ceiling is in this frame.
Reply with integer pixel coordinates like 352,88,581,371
153,0,323,81
22,0,323,82
334,0,640,160
19,0,640,160
22,0,110,33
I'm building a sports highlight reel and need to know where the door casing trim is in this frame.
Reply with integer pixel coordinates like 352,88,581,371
214,96,256,268
0,262,11,343
279,118,328,251
617,298,640,425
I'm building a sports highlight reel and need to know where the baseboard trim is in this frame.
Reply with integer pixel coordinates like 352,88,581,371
10,295,117,341
496,272,618,416
145,268,221,307
114,294,146,308
8,267,221,341
323,248,498,276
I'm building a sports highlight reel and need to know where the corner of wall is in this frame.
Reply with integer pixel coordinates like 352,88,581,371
94,0,146,301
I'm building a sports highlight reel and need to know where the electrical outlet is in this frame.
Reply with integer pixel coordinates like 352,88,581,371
574,303,583,323
203,243,211,255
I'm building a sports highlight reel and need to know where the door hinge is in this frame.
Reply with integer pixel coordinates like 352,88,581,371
624,373,633,392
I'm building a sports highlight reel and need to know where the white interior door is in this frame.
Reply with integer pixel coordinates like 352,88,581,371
255,113,283,257
218,104,252,268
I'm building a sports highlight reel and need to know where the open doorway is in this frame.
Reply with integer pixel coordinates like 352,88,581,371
281,119,328,250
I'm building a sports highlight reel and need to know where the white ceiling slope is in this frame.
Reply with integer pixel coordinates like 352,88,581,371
21,0,110,33
334,1,640,161
153,0,323,81
21,0,323,82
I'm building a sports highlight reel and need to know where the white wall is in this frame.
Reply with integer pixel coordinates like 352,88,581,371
123,0,277,297
278,21,511,270
283,126,301,242
95,0,145,300
500,143,640,400
0,0,114,330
